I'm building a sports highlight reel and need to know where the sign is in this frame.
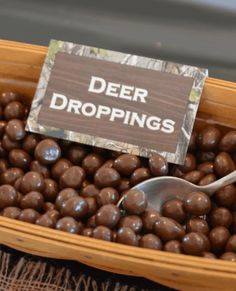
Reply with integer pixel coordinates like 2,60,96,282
26,40,208,164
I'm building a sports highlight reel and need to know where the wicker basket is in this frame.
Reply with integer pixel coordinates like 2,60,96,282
0,39,236,291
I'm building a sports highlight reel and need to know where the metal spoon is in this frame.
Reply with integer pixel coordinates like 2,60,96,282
117,170,236,212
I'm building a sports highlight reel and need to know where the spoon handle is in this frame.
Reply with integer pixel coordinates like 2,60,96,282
199,170,236,195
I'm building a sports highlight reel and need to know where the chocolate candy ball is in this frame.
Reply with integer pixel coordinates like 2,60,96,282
186,218,209,235
30,160,50,178
82,227,93,237
215,184,236,208
43,179,58,202
93,226,112,241
81,184,99,198
220,252,236,262
20,191,44,211
0,91,20,106
179,153,196,173
154,217,185,242
117,227,138,246
209,226,230,253
209,207,232,228
197,126,221,151
202,252,217,259
22,134,40,154
2,207,21,219
51,158,72,180
55,188,78,210
60,166,85,189
36,214,55,228
82,153,104,176
130,167,151,186
198,174,216,186
5,119,25,141
225,235,236,253
142,209,160,232
4,101,25,120
182,232,210,256
0,185,17,208
113,154,141,176
14,177,22,191
2,134,21,151
214,152,235,177
139,234,162,250
18,209,40,224
60,196,88,219
84,197,97,216
119,215,143,233
197,162,214,175
35,139,61,165
56,217,82,234
67,144,87,164
164,240,182,254
183,170,204,184
149,154,168,176
122,189,147,215
97,187,119,206
94,167,121,188
0,167,24,185
162,199,186,224
9,149,31,170
95,204,120,228
183,191,211,216
20,171,45,194
219,131,236,152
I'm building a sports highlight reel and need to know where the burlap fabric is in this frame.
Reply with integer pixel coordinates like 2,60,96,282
0,246,171,291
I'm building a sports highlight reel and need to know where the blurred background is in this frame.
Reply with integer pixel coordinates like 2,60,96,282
0,0,236,82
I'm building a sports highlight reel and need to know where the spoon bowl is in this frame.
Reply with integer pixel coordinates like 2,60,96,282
118,170,236,212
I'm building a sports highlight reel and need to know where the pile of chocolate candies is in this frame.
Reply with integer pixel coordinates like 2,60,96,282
1,91,236,262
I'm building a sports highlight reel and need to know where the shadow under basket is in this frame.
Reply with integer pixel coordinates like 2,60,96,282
1,39,236,291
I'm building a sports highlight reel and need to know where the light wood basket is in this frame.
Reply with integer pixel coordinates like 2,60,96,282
1,39,236,291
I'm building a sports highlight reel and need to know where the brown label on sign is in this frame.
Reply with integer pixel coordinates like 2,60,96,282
26,40,208,164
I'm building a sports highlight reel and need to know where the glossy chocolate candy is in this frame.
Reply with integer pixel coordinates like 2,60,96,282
162,199,186,224
5,119,25,141
113,154,141,177
183,191,211,216
149,154,168,176
139,234,162,250
154,217,185,242
35,139,61,165
95,204,120,229
0,184,18,208
182,232,210,256
94,167,121,188
122,189,147,215
20,171,45,194
60,166,85,189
